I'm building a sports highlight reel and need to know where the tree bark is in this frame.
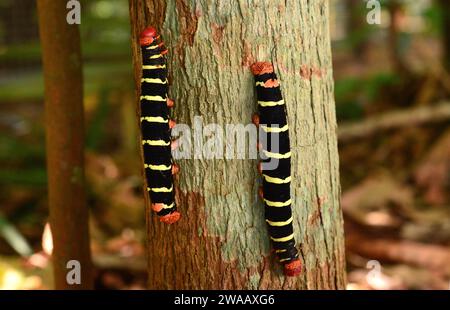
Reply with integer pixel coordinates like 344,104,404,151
129,0,345,289
37,0,93,289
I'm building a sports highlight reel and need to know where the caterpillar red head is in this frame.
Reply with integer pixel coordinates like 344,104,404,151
251,62,274,76
140,26,158,46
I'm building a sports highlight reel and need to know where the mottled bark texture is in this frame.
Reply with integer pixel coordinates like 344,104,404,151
37,0,93,289
129,0,345,289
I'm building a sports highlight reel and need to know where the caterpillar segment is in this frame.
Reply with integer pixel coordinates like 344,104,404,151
251,62,301,277
139,27,180,224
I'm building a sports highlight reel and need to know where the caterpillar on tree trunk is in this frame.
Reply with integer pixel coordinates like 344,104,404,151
251,62,301,277
139,27,180,224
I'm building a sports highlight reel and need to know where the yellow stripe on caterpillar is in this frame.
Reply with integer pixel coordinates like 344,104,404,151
141,116,168,123
144,164,172,171
266,217,293,226
263,174,291,184
147,185,173,193
140,116,168,123
275,249,287,253
262,150,291,159
141,78,167,84
149,54,163,59
143,64,166,70
279,258,292,263
270,233,294,243
146,44,160,50
160,202,175,209
258,99,284,107
140,95,167,102
260,124,289,133
264,198,292,207
142,139,170,146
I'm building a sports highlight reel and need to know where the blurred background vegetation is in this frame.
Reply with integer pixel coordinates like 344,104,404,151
0,0,449,289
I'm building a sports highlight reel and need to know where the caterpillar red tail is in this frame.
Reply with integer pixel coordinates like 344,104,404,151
139,27,180,224
251,62,301,277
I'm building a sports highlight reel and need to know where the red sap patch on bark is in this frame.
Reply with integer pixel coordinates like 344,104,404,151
300,64,325,80
300,64,312,80
211,23,225,45
195,7,202,18
241,41,255,67
309,209,321,226
211,23,225,60
278,4,286,13
311,66,324,78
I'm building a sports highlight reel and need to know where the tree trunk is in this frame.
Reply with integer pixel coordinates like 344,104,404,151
129,0,345,289
37,0,93,289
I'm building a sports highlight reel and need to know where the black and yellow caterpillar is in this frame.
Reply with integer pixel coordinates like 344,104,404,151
251,62,301,276
139,27,180,224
